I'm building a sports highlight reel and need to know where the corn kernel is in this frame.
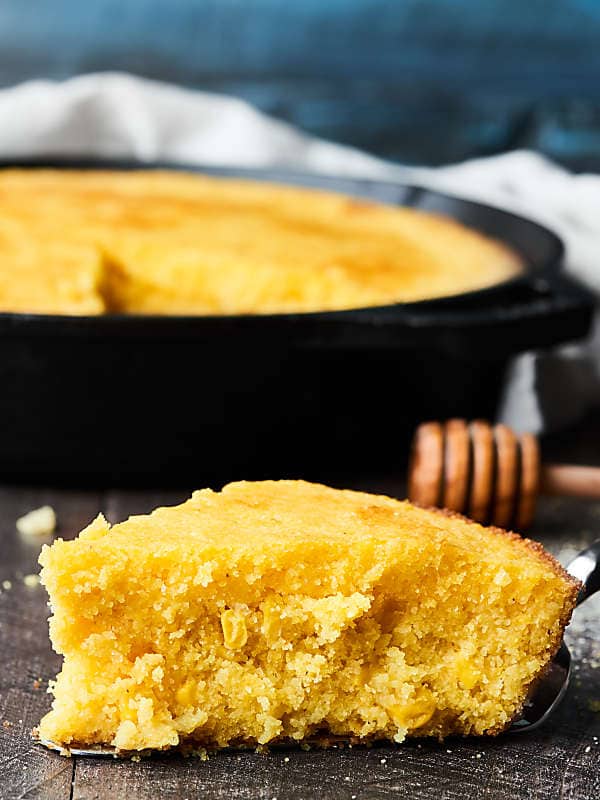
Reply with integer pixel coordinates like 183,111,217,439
456,657,479,690
261,602,282,642
221,609,248,649
176,682,196,706
388,698,436,730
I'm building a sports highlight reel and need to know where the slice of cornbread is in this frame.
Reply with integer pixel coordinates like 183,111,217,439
37,481,577,753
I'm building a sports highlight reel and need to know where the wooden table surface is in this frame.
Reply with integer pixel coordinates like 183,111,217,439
1,421,599,800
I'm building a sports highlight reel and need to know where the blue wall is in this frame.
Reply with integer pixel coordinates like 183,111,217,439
1,0,600,167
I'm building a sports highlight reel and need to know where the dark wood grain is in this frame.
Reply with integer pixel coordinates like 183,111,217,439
0,487,103,800
1,420,599,799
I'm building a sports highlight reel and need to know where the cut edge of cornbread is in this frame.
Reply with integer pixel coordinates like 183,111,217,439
423,506,579,729
35,481,579,754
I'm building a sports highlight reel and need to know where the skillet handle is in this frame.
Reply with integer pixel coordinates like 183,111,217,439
396,271,594,358
303,271,594,357
567,539,600,606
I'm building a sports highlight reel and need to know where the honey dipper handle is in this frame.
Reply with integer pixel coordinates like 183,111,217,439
540,464,600,499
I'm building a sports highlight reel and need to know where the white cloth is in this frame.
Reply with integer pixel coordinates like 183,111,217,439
2,72,599,431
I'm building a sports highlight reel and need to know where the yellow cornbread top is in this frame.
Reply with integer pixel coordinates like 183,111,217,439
0,169,521,315
40,480,564,607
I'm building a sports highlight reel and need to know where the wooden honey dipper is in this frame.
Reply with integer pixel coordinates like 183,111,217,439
408,419,600,530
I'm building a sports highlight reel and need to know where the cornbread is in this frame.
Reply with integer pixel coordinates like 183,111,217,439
0,169,521,315
37,480,577,753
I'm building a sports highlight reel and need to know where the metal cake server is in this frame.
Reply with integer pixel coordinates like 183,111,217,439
510,538,600,733
37,540,600,755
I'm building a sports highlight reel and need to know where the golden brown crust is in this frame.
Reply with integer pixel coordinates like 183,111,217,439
420,504,580,592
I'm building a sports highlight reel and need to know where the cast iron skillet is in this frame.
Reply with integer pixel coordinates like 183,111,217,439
0,158,584,349
0,160,593,484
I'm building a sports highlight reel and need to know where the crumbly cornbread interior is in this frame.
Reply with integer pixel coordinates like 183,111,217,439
38,480,576,752
0,169,521,315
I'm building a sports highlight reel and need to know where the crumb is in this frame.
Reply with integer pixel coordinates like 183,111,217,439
131,754,141,762
476,753,482,759
3,720,11,729
446,749,452,754
33,679,41,690
23,574,40,588
16,505,56,538
2,580,12,591
380,758,387,764
283,756,289,762
585,745,591,753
